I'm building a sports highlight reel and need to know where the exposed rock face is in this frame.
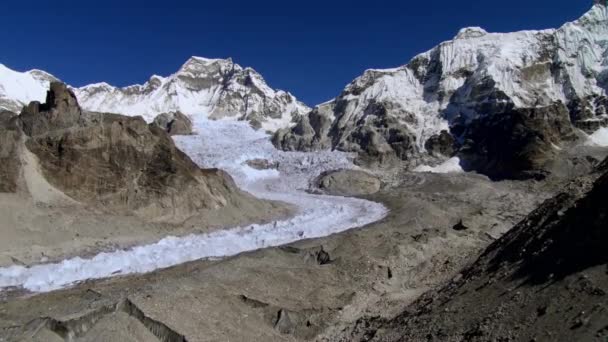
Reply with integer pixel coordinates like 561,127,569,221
19,82,82,136
314,169,381,196
13,82,261,223
424,130,455,157
272,105,333,152
152,111,193,135
0,111,20,193
274,5,608,178
274,309,294,334
458,102,578,180
0,110,16,126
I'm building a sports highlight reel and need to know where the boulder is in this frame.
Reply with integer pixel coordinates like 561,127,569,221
315,169,381,196
316,246,331,265
273,309,294,334
151,111,193,135
452,219,468,231
425,130,455,157
245,159,279,170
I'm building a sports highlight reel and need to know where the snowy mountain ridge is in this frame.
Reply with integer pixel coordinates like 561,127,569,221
273,3,608,175
0,57,310,131
0,64,58,113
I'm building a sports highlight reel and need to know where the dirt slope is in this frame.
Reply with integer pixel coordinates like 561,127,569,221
335,161,608,342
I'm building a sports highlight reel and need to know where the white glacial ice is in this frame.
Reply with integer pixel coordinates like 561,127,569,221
413,157,464,174
0,117,388,293
587,127,608,147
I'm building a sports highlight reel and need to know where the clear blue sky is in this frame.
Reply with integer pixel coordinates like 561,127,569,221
1,0,593,106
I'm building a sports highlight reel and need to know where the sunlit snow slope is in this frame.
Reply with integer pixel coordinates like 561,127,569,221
0,119,387,293
0,57,310,132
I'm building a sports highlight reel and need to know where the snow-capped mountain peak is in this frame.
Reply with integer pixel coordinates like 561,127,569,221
0,64,59,113
71,56,310,130
454,27,488,39
274,4,608,177
0,57,310,131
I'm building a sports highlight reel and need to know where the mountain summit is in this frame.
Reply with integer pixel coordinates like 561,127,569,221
273,4,608,179
0,57,310,131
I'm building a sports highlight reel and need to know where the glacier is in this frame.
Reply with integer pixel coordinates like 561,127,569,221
0,117,388,293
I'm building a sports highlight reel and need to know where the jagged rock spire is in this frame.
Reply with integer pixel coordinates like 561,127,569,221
19,82,82,136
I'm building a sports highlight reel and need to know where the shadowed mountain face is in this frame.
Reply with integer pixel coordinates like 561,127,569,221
334,158,608,342
0,82,269,223
457,102,578,180
274,4,608,179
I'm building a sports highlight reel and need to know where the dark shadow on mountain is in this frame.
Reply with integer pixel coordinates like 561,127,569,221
482,165,608,285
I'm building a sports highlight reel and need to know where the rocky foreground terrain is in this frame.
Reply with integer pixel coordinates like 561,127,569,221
0,169,552,341
329,159,608,342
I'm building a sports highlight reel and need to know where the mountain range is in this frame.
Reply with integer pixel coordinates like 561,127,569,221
0,57,310,132
274,3,608,178
1,3,607,179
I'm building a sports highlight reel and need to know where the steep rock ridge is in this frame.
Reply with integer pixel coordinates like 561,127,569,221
73,57,310,131
7,82,271,223
19,82,83,136
338,158,608,342
274,4,608,177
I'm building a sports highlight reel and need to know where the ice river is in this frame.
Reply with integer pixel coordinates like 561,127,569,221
0,118,388,293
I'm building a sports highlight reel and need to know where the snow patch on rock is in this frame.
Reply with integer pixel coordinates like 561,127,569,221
414,157,463,174
587,127,608,146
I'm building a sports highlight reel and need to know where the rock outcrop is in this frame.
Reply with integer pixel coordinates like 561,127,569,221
0,110,16,126
458,102,578,180
152,111,193,135
274,4,608,178
0,111,20,193
19,82,82,136
314,169,381,196
7,82,268,223
245,158,279,170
